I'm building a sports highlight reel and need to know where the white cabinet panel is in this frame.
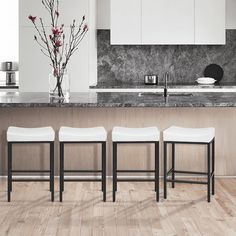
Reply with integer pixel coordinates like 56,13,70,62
97,0,110,29
111,0,141,45
142,0,195,44
195,0,225,44
226,0,236,29
20,0,89,27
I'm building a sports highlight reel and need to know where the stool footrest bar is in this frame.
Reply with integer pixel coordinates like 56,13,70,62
12,179,50,182
117,170,155,173
117,178,155,182
168,170,208,175
12,170,50,173
64,178,102,182
167,179,208,185
64,170,102,173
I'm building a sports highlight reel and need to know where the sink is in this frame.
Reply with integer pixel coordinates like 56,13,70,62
138,92,193,97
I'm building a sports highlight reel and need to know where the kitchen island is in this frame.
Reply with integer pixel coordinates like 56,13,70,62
0,91,236,176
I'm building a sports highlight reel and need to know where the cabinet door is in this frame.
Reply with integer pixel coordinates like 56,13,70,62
111,0,141,45
142,0,194,44
195,0,225,45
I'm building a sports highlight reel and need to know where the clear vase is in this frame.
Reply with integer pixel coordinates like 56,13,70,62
49,69,70,100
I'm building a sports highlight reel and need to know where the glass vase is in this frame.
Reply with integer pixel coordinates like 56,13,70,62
49,69,70,100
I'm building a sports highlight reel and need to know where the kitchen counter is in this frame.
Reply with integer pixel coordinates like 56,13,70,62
1,91,236,108
90,81,236,89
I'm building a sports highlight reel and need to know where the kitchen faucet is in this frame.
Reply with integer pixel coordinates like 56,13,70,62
164,72,169,98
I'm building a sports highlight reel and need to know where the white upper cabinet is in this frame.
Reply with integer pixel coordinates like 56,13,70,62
110,0,225,45
142,0,195,45
195,0,225,45
111,0,141,45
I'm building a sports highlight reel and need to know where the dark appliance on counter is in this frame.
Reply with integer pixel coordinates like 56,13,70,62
0,62,19,85
144,75,158,85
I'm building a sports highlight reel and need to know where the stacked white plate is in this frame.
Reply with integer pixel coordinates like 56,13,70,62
196,77,216,85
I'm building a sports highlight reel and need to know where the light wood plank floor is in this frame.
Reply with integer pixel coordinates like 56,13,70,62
0,179,236,236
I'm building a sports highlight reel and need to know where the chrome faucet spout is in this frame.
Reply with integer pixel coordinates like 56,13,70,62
165,72,168,88
164,72,169,98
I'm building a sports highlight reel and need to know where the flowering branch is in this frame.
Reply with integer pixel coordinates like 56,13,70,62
28,0,88,97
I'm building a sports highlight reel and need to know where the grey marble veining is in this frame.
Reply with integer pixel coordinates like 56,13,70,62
1,92,236,108
97,30,236,85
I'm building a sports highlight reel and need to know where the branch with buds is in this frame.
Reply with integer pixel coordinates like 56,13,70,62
28,0,88,97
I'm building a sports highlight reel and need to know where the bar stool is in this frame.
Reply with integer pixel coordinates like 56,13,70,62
163,126,215,202
7,126,55,202
112,127,160,202
59,126,107,202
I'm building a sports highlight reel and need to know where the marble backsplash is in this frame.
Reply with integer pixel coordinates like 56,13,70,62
97,30,236,84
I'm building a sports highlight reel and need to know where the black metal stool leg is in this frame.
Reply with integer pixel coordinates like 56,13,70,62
207,143,211,202
49,145,52,192
50,142,54,202
172,143,175,188
155,142,159,202
9,143,12,193
8,142,12,202
212,139,215,195
113,142,117,202
49,143,52,192
60,142,64,202
164,142,167,199
102,142,106,202
101,142,104,192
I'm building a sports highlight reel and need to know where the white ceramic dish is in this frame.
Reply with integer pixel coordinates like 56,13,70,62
196,77,216,85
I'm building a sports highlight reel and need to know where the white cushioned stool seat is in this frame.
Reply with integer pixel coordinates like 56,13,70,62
59,126,107,142
163,126,215,143
112,127,160,142
7,126,55,142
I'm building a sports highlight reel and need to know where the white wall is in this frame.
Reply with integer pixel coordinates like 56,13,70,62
0,0,19,81
98,0,236,29
19,0,97,92
0,0,19,62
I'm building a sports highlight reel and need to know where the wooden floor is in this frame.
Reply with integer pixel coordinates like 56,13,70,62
0,179,236,236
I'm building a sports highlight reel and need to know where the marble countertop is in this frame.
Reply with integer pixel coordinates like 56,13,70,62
90,81,236,89
1,91,236,108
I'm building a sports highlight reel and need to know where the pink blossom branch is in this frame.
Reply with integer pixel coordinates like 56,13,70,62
41,0,51,15
29,0,88,97
55,0,59,25
39,18,55,67
40,49,51,59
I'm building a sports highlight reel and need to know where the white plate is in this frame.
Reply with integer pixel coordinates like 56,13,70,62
197,81,216,85
196,77,216,85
